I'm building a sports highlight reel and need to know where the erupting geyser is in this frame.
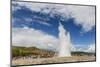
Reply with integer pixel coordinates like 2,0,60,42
58,22,71,57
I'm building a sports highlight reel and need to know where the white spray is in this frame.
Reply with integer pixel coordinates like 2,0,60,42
58,22,71,57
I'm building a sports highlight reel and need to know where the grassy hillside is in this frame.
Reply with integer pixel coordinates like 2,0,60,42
12,46,55,58
12,46,95,58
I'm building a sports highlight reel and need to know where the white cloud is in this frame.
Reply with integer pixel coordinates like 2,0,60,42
71,45,86,52
12,16,51,26
12,1,47,12
12,1,51,26
12,27,58,50
86,44,95,53
68,6,95,32
12,1,22,11
24,17,51,26
12,1,95,32
71,44,95,53
12,27,95,53
32,16,51,26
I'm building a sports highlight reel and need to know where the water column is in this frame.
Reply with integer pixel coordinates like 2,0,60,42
58,22,71,57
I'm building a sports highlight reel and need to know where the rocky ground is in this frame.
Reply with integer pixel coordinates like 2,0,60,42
12,56,95,66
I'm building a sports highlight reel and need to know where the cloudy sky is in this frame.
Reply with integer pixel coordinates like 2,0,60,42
12,1,96,53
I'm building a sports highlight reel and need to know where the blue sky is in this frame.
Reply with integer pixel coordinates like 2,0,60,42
12,1,96,52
